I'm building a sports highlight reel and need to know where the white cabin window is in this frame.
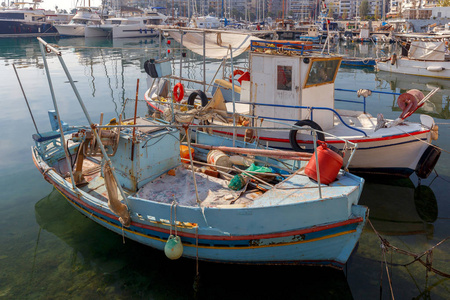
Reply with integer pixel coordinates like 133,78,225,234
277,65,292,91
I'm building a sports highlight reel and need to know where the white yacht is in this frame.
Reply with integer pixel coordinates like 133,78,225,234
54,7,101,37
84,9,167,38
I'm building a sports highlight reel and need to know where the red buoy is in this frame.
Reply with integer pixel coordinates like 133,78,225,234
305,141,343,184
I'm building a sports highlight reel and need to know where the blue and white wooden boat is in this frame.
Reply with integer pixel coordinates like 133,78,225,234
31,37,367,269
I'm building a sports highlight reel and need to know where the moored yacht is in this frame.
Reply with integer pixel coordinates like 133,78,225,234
0,1,58,37
84,8,167,38
54,7,101,37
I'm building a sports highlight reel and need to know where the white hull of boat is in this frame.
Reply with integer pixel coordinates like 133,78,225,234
376,58,450,79
112,25,158,38
54,24,86,37
84,25,110,37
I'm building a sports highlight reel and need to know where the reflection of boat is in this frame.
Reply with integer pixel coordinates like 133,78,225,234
359,177,437,236
54,7,101,37
31,37,367,269
375,71,450,119
376,39,450,78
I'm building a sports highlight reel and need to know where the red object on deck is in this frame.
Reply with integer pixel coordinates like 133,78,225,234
305,141,343,184
237,71,250,84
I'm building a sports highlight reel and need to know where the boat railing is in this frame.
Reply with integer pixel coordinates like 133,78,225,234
229,100,368,137
335,88,402,114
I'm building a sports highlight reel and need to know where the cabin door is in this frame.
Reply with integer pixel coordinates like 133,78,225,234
273,57,300,128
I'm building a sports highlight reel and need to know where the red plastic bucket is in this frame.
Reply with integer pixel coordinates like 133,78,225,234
305,141,343,184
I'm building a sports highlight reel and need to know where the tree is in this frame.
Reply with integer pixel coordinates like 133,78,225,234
437,0,450,6
327,4,334,18
359,0,369,19
342,9,348,20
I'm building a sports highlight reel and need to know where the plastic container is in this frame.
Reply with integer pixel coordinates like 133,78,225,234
305,142,343,184
180,145,195,163
207,150,232,172
230,155,253,167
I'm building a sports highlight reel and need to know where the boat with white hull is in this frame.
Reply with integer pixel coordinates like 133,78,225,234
85,10,167,38
376,40,450,79
144,34,441,178
54,7,101,37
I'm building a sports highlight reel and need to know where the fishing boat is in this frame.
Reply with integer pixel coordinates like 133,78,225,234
54,7,101,37
376,39,450,79
31,37,367,269
145,32,441,178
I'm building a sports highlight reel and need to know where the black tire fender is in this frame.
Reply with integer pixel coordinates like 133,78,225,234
289,120,325,152
187,90,208,107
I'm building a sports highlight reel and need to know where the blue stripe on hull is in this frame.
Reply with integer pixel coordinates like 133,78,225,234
54,183,365,268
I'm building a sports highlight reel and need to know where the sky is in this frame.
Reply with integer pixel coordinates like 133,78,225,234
38,0,102,12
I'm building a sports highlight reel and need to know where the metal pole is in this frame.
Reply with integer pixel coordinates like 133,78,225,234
229,45,236,147
38,41,76,190
312,131,322,199
12,64,40,134
203,31,206,91
180,29,183,80
37,37,129,206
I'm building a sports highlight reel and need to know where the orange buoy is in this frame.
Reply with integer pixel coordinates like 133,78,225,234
180,145,194,163
305,141,343,185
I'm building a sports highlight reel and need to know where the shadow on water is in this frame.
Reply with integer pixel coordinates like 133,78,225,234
34,189,354,299
349,176,450,299
360,176,438,237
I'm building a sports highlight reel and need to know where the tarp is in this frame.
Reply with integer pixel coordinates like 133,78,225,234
169,31,263,59
409,41,445,61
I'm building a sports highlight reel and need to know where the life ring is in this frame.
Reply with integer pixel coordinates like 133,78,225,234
173,82,184,102
229,69,245,83
289,120,325,153
187,90,208,107
391,53,397,65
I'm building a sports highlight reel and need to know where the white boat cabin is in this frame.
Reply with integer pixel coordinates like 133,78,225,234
239,43,341,131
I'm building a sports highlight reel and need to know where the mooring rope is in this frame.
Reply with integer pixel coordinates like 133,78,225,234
368,219,450,278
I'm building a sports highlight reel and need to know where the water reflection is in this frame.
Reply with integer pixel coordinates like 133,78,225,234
376,72,450,119
360,177,438,237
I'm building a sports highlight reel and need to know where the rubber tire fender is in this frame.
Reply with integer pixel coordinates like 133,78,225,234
187,90,208,107
289,120,325,152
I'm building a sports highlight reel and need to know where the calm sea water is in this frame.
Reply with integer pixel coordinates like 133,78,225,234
0,37,449,299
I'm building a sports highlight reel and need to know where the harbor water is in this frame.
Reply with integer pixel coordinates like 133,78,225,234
0,37,449,299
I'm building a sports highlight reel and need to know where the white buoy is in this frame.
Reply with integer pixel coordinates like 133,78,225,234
164,235,183,260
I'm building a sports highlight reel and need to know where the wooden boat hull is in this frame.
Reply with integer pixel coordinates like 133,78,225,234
32,145,367,269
